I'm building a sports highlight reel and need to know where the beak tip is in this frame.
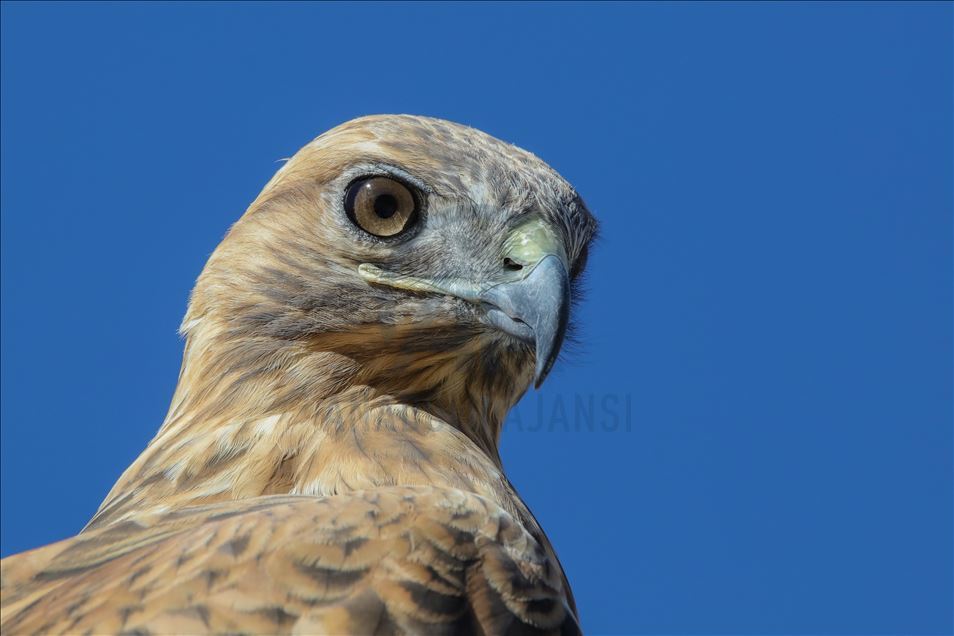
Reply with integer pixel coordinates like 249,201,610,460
533,354,555,389
533,374,544,391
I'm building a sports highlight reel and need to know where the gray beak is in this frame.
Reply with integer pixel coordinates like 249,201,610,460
479,254,570,388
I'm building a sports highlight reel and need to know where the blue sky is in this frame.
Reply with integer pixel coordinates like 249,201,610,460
1,3,951,634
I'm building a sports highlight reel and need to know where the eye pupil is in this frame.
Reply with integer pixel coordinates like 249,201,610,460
373,194,398,219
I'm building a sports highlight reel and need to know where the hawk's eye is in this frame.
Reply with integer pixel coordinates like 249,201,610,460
344,176,419,238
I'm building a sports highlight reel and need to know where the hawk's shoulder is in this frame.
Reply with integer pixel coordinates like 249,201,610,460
2,488,579,635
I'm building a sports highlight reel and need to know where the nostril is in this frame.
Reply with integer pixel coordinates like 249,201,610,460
503,257,524,271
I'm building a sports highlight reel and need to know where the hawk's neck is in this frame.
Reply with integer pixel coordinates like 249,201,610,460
86,379,524,533
86,312,533,531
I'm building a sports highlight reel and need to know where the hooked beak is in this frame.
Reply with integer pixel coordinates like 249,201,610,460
358,217,571,388
478,254,569,387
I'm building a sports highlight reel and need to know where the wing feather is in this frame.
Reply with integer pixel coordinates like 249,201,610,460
1,488,578,635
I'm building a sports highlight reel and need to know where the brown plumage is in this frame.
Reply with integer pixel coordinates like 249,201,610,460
1,115,597,635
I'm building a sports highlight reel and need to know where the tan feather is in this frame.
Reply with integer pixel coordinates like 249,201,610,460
1,115,596,635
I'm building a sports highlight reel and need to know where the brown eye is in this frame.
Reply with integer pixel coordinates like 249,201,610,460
344,176,419,238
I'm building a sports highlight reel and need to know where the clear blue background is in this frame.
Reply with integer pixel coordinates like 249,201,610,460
2,3,951,634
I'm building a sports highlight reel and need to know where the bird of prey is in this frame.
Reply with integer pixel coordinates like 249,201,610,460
0,115,597,635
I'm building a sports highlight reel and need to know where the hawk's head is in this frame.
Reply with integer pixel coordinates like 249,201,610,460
178,115,597,453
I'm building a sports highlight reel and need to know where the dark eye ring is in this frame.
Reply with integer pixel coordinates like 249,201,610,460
344,176,420,238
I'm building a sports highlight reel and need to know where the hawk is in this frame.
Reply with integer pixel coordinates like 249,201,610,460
1,115,597,635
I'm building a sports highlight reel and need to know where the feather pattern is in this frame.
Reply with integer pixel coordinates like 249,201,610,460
1,115,597,635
